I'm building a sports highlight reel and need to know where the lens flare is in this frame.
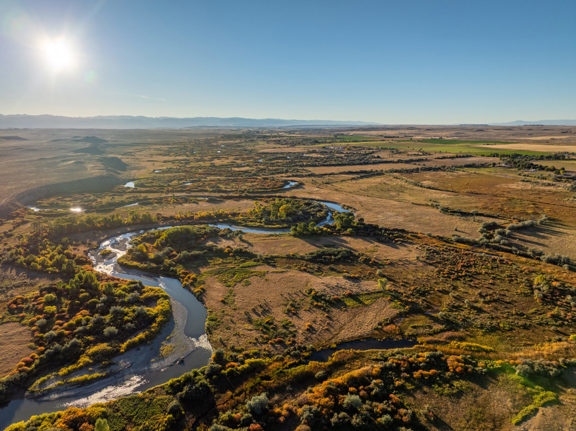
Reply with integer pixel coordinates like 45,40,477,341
39,37,77,73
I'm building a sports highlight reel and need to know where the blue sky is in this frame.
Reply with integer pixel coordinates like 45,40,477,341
0,0,575,123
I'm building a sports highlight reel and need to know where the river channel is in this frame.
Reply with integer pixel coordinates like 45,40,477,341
0,200,351,429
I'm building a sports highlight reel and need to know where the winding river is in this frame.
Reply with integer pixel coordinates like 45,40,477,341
25,179,302,215
210,200,349,234
0,230,213,429
0,200,350,429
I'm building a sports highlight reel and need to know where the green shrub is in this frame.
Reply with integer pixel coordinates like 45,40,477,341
246,393,269,416
343,394,363,411
103,326,118,338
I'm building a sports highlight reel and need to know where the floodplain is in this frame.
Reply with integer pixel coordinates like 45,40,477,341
1,125,576,430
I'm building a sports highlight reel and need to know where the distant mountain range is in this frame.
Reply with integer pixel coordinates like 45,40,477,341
0,114,376,129
1,114,574,129
490,120,576,126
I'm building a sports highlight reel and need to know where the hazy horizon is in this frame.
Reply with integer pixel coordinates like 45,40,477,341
1,113,576,128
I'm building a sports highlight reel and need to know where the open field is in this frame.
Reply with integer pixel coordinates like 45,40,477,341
2,126,576,431
534,159,576,172
285,177,503,239
480,143,576,152
340,125,576,142
0,128,239,216
0,323,33,378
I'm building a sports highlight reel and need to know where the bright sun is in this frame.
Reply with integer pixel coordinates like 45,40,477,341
39,37,78,73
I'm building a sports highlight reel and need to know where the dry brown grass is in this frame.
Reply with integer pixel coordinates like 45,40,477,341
202,266,398,351
341,125,576,143
408,378,520,431
534,159,576,172
480,143,576,152
0,128,241,215
306,162,419,174
0,322,33,377
206,234,420,262
401,169,576,222
257,147,309,153
284,177,498,239
424,155,500,166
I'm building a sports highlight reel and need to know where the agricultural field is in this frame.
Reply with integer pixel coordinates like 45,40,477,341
1,126,576,430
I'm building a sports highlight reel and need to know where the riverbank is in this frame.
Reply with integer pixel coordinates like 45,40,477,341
0,229,213,429
0,198,354,428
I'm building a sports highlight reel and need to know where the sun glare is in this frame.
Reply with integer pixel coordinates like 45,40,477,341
39,37,77,73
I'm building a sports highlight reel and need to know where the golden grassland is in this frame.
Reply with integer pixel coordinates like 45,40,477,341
2,126,576,430
0,322,34,377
